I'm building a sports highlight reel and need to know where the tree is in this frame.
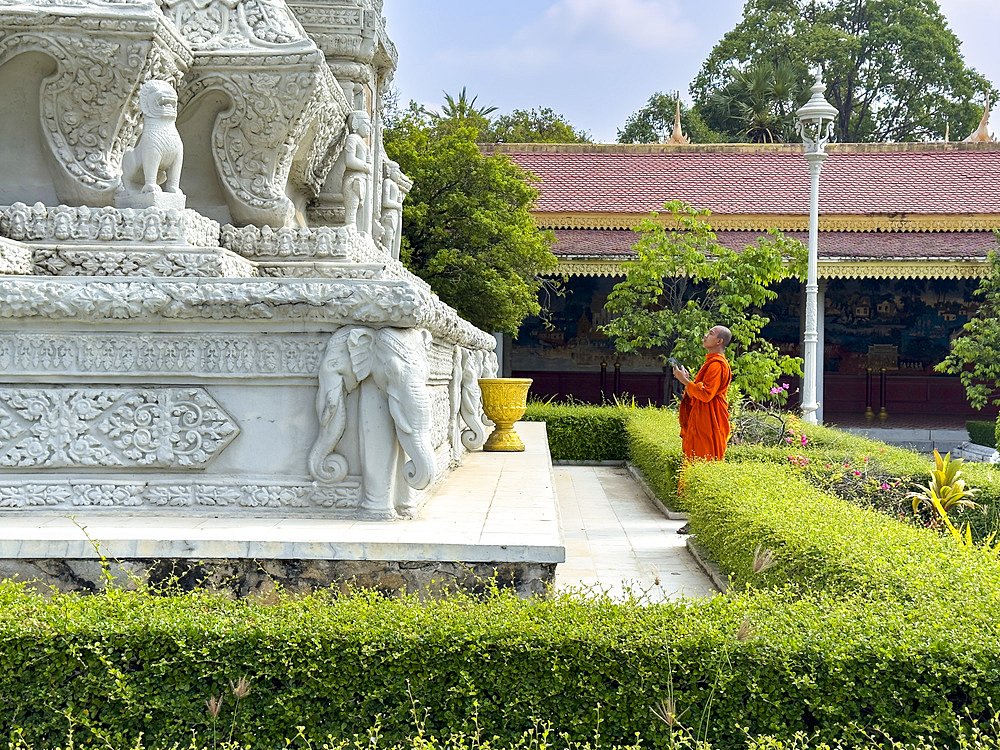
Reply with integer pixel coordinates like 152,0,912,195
421,87,497,136
384,103,558,336
699,61,805,142
692,0,995,143
600,201,807,400
936,248,1000,409
484,107,591,144
618,93,723,144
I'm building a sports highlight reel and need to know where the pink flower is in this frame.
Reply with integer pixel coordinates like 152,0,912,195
825,464,832,469
863,457,869,462
785,437,793,443
801,435,808,446
881,483,890,490
853,470,861,476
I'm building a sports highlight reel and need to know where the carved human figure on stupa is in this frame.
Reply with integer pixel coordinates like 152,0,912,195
342,111,372,230
379,159,404,257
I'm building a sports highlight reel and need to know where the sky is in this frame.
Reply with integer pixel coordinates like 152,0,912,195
386,0,1000,144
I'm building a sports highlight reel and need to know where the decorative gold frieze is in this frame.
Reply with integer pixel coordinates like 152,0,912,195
555,258,990,280
537,212,1000,233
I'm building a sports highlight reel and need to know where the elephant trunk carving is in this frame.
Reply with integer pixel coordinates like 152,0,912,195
459,348,491,451
309,325,436,516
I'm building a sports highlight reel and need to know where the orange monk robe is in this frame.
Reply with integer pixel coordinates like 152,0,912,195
678,352,732,460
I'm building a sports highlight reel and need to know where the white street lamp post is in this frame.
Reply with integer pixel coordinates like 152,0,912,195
795,69,838,425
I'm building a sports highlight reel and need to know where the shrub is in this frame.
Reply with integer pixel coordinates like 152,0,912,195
969,420,997,448
625,409,686,509
521,402,631,461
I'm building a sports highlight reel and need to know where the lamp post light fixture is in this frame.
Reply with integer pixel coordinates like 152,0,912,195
795,68,838,424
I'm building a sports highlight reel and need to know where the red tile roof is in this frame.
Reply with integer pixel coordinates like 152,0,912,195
553,229,998,260
500,149,1000,216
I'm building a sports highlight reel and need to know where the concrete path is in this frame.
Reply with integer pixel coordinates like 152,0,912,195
553,465,718,602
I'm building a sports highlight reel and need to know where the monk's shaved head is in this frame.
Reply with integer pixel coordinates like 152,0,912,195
714,326,732,348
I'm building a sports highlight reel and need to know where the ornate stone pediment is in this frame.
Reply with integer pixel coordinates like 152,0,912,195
1,203,220,246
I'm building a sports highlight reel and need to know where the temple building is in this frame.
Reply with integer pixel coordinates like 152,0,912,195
483,138,1000,426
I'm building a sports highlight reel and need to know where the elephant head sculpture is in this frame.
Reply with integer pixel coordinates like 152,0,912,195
309,325,436,517
459,348,491,451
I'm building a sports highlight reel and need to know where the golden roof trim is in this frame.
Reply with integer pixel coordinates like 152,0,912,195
537,212,1000,232
556,258,989,280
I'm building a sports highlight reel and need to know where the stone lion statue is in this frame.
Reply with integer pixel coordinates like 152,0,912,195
119,80,184,197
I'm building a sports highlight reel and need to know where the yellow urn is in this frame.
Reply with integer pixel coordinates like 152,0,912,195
478,378,533,452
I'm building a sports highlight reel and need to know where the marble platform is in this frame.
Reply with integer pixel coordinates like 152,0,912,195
0,423,564,598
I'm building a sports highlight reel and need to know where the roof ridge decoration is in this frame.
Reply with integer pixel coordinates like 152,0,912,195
964,94,996,143
481,141,1000,154
665,97,690,145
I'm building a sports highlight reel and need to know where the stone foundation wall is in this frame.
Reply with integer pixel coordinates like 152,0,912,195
0,558,556,599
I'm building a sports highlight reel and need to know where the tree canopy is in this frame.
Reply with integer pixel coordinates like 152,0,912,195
936,247,1000,409
485,107,591,144
600,202,807,400
698,61,805,143
692,0,995,143
384,102,558,336
618,93,722,144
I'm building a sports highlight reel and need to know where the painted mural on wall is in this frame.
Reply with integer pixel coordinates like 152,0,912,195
513,276,665,372
515,276,977,380
761,278,977,375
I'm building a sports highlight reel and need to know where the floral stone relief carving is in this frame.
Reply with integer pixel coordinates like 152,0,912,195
0,386,239,469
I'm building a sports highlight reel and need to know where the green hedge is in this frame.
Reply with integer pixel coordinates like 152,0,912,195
8,407,1000,749
4,583,1000,750
968,420,998,448
521,402,631,461
625,409,686,509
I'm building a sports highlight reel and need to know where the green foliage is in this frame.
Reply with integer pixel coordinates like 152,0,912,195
600,201,807,400
484,107,591,144
697,61,806,143
421,87,498,136
625,409,686,509
617,93,725,144
692,0,996,143
384,103,558,335
906,449,979,517
938,248,1000,408
521,402,631,461
10,407,1000,748
967,420,997,448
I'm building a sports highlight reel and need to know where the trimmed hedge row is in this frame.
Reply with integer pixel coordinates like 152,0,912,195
521,402,631,461
7,406,1000,748
968,420,997,448
3,583,1000,749
683,460,1000,598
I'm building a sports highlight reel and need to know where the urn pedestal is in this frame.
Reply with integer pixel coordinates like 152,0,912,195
478,378,532,452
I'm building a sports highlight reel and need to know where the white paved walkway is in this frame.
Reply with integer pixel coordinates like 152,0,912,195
553,465,718,602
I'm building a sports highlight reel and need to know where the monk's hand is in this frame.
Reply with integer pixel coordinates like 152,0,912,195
672,364,690,385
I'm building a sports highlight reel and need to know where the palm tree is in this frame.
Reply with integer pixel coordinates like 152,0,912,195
440,87,498,121
704,62,805,143
421,88,497,137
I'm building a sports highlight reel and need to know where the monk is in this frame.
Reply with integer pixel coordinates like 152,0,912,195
672,325,732,461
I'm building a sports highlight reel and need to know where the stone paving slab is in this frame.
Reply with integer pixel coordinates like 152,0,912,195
553,465,718,602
